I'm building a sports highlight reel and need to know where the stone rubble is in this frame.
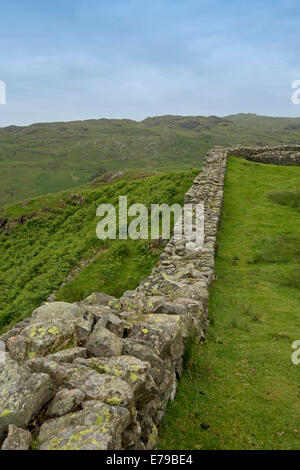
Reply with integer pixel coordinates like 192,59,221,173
0,145,298,450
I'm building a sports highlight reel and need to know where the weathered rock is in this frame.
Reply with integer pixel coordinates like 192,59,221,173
6,321,73,361
46,388,85,418
0,318,31,344
127,314,184,363
29,359,134,410
74,355,157,406
96,314,125,337
0,359,53,444
86,324,123,358
153,298,204,338
39,401,130,450
122,339,167,386
123,420,144,450
120,294,165,314
83,373,134,408
6,303,87,361
0,340,10,365
81,293,117,307
74,311,94,346
32,302,82,324
138,273,182,297
154,300,187,315
145,424,159,450
78,304,116,321
5,335,27,362
1,424,32,450
47,347,87,364
158,370,177,410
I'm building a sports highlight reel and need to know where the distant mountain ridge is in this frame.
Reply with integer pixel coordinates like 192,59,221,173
1,113,300,205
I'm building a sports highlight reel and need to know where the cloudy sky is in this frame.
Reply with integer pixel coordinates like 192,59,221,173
0,0,300,126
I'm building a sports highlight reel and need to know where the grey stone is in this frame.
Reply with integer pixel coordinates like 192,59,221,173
74,355,157,406
81,292,117,307
32,301,82,323
75,311,94,346
39,401,130,450
154,300,187,315
0,359,53,444
79,304,115,321
86,324,123,358
6,321,74,361
47,347,87,364
46,388,85,418
1,424,32,450
5,302,87,361
122,339,166,386
127,314,184,362
96,314,125,337
29,359,134,411
0,318,31,344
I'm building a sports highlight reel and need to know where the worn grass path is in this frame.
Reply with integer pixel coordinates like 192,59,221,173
158,156,300,450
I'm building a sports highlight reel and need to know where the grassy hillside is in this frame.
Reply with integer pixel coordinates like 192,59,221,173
159,156,300,450
0,169,199,333
1,113,300,205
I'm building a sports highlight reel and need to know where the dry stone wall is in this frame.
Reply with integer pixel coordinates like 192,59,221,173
229,144,300,165
0,145,298,451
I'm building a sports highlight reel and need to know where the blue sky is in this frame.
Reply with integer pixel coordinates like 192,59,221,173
0,0,300,126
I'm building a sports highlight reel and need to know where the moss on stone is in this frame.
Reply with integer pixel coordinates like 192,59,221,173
48,326,60,336
130,373,139,383
106,397,122,406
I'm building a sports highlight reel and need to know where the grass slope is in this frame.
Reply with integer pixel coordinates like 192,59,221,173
1,113,300,205
0,169,199,333
159,156,300,450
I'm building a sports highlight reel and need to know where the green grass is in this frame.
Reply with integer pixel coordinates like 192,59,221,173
55,240,160,301
0,169,199,333
2,113,300,205
267,190,300,211
158,156,300,450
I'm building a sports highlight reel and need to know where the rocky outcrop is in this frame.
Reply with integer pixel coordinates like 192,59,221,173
1,144,298,451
